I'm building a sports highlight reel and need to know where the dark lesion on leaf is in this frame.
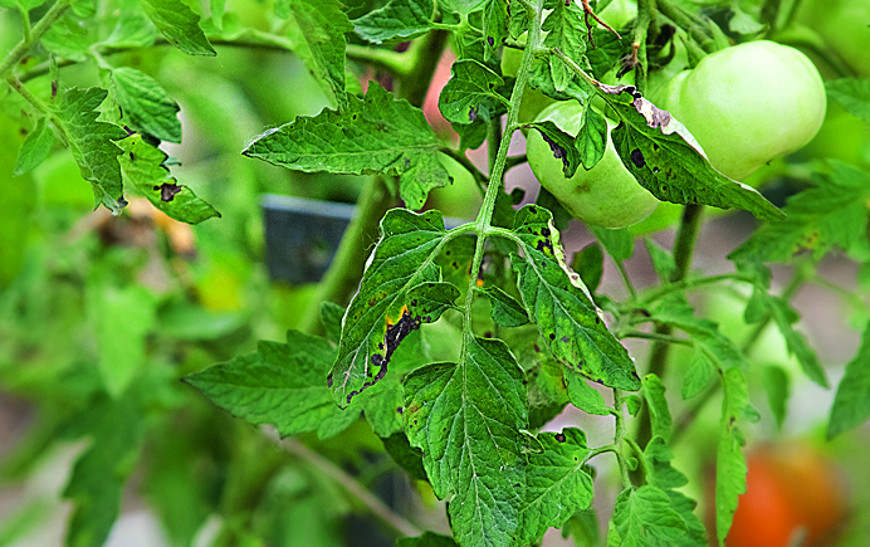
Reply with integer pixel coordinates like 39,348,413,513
347,306,423,405
540,132,570,174
630,148,645,168
154,183,183,202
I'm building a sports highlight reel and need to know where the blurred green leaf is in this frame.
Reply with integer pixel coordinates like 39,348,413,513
827,78,870,121
140,0,216,56
13,118,55,176
828,321,870,439
715,368,750,547
438,59,508,125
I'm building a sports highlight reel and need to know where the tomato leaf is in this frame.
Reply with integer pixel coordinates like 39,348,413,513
477,285,530,327
62,394,145,547
826,78,870,121
729,160,870,262
603,86,784,221
184,331,359,440
352,0,433,44
588,225,634,262
243,84,450,209
483,0,508,62
518,429,594,546
119,134,221,224
140,0,216,56
111,67,181,143
715,368,752,547
648,295,747,371
53,87,127,213
13,117,55,176
404,336,526,546
607,485,688,546
541,0,590,92
524,119,582,178
762,365,790,430
439,59,509,124
642,373,672,443
827,320,870,439
681,347,715,400
509,205,641,391
275,0,352,109
327,209,459,407
564,370,610,416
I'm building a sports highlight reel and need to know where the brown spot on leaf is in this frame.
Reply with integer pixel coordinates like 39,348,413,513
155,183,183,202
630,149,645,168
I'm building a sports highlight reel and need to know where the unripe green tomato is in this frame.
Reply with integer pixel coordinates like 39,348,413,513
662,40,826,181
527,101,659,229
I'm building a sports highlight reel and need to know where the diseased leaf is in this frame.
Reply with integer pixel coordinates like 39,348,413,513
327,209,459,407
140,0,216,56
524,119,582,178
111,67,181,143
119,134,220,224
477,285,529,327
353,0,433,44
439,59,509,125
716,368,751,546
54,87,127,213
404,336,526,546
275,0,352,109
601,85,783,221
184,331,359,440
607,485,687,546
243,84,450,209
509,205,640,391
518,429,594,546
827,78,870,121
526,353,570,427
13,118,55,176
827,321,870,439
729,161,870,262
483,0,508,62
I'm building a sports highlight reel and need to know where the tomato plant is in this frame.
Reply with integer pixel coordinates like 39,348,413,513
527,100,659,228
662,40,826,180
0,1,869,547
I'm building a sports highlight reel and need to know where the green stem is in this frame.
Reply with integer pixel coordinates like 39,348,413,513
345,44,409,76
615,260,638,300
284,439,422,538
611,390,633,488
620,331,692,346
633,0,652,91
19,6,32,44
460,0,544,337
0,0,71,80
638,272,754,307
6,75,50,114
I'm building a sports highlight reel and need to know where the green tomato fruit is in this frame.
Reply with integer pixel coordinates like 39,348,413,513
526,101,659,229
662,40,826,181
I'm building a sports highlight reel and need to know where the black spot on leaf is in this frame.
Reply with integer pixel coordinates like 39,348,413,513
630,149,645,168
155,183,183,202
555,432,566,443
540,132,570,174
